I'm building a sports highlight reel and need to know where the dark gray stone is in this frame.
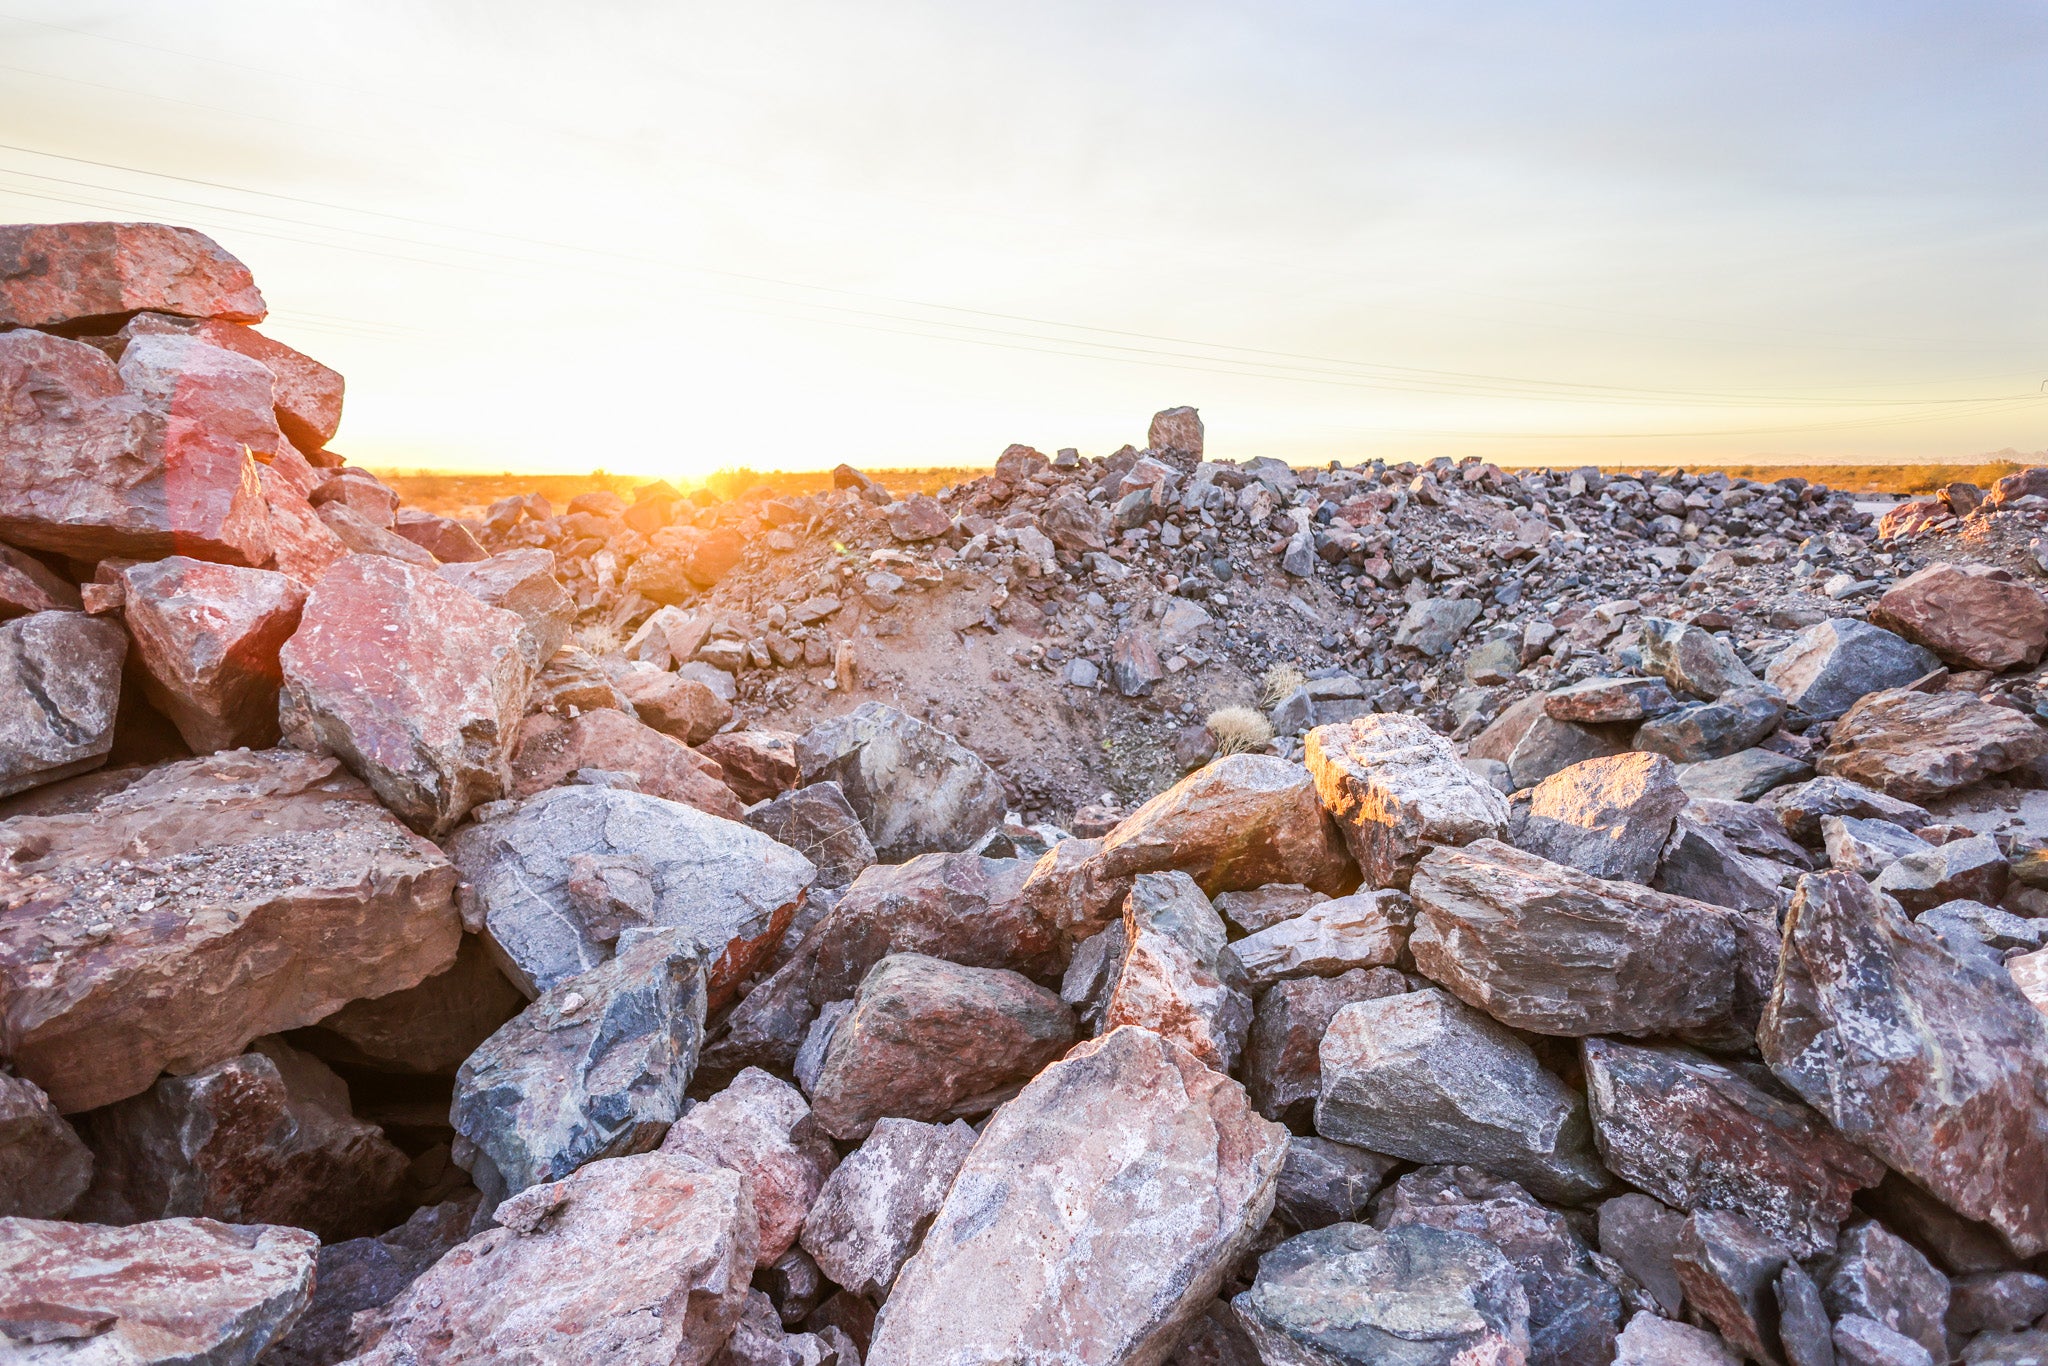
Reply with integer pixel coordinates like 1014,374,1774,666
0,609,124,798
1766,619,1940,721
1635,688,1788,764
1272,1136,1397,1231
795,702,1008,863
1679,748,1814,802
1599,1193,1688,1317
1822,1222,1951,1364
1765,777,1933,846
744,781,877,890
1244,967,1408,1125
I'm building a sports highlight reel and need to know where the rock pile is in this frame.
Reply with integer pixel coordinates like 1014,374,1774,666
6,221,2048,1366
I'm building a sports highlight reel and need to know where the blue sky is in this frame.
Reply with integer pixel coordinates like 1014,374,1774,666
2,1,2044,475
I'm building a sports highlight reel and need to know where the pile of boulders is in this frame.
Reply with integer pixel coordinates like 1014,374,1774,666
7,220,2048,1366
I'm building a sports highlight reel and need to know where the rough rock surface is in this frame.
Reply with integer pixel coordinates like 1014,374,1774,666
1315,987,1611,1202
799,1116,976,1300
795,702,1007,862
662,1066,837,1267
1543,674,1682,723
620,664,735,745
1822,1220,1951,1363
1230,889,1406,990
1243,966,1409,1124
0,1072,92,1218
1767,776,1933,844
1518,750,1689,884
1304,713,1510,887
0,220,267,326
118,555,305,752
1817,688,2048,802
115,309,343,450
1599,1193,1689,1316
700,729,801,805
295,931,525,1076
1872,562,2048,671
1614,1316,1741,1365
435,548,573,673
1759,870,2048,1256
448,783,815,1002
0,748,459,1113
0,541,79,620
1408,838,1739,1037
509,706,744,819
1640,616,1762,699
743,781,878,889
1672,1209,1796,1365
1764,618,1940,720
867,1026,1287,1366
1103,871,1254,1071
807,851,1054,999
1273,1135,1397,1230
0,609,125,798
1093,753,1358,897
257,1197,479,1366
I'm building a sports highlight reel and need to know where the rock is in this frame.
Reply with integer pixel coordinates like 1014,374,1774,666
451,928,707,1204
1017,833,1131,938
1599,1193,1689,1316
1408,838,1739,1037
1860,1171,2027,1277
1767,776,1933,845
1372,1165,1622,1366
1635,688,1788,763
1272,1135,1397,1230
0,609,125,798
1508,712,1635,789
1544,674,1684,723
0,1073,91,1218
1822,1221,1951,1363
1230,890,1406,990
799,1116,976,1300
448,783,815,1003
1819,688,2048,801
1392,595,1482,656
807,953,1073,1140
260,467,351,583
0,1216,316,1364
1657,812,1788,914
1949,1271,2048,1335
867,1027,1286,1366
1921,901,2048,960
1243,966,1408,1124
1691,797,1820,869
1149,405,1204,458
1519,751,1688,884
1872,834,2009,913
435,549,573,673
883,494,950,542
307,468,398,525
0,330,273,564
346,1152,757,1366
1582,1038,1884,1257
257,1196,479,1366
1103,871,1253,1071
1640,617,1762,698
1305,713,1511,887
1094,753,1357,898
1614,1316,1742,1366
1759,870,2048,1256
1673,1209,1795,1365
294,931,525,1076
1232,1222,1531,1366
1823,814,1933,875
663,1067,837,1267
1961,1330,2048,1364
619,665,734,745
1110,627,1166,696
1315,987,1611,1202
795,703,1007,863
1873,563,2048,672
118,312,340,460
0,221,266,326
808,851,1056,1000
1468,692,1551,763
117,555,305,752
1765,619,1940,720
0,540,79,620
510,707,744,819
0,748,459,1113
1464,635,1521,685
745,781,878,889
1832,1315,1935,1366
1214,883,1328,933
280,555,534,836
700,730,801,805
713,1289,853,1366
1680,748,1815,802
71,1036,407,1241
320,499,438,564
1776,1262,1837,1366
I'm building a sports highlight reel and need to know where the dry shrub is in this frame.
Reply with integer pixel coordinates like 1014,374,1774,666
1259,663,1306,708
1207,706,1274,755
572,620,623,656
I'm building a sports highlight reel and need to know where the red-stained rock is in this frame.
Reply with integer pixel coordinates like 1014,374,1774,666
0,541,79,620
279,555,534,836
701,729,801,805
0,609,126,798
1305,714,1510,887
1103,871,1253,1072
317,501,436,565
0,748,461,1113
258,464,349,584
662,1067,838,1266
0,1072,92,1218
509,707,743,818
1873,562,2048,672
883,494,951,542
0,1216,316,1364
620,665,734,745
1094,753,1358,899
115,329,291,462
0,329,273,565
117,310,342,450
810,851,1057,1000
1242,967,1409,1125
1820,687,2048,801
799,1117,976,1301
294,932,525,1077
307,467,398,526
392,507,488,562
436,549,573,672
117,555,305,752
0,221,266,328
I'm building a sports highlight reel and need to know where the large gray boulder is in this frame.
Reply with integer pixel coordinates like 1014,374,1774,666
795,702,1007,862
1639,617,1761,699
1517,751,1688,884
1304,713,1510,887
1765,618,1940,720
0,609,125,798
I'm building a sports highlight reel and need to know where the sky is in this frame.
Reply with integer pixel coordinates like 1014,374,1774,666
2,1,2045,479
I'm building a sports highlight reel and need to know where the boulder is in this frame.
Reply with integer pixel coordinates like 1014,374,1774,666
1271,1136,1396,1233
0,609,125,798
1391,596,1481,656
0,221,266,326
346,1152,757,1366
1673,1209,1796,1365
1777,1262,1837,1366
1229,889,1406,990
808,851,1056,1000
1634,688,1788,763
743,782,878,889
1960,1330,2048,1364
1759,870,2048,1256
1519,751,1688,884
293,931,526,1076
317,501,436,564
0,1073,91,1218
0,1216,316,1365
1214,883,1328,933
0,748,459,1113
1691,796,1820,869
1314,988,1611,1202
795,703,1007,862
391,508,488,563
1874,562,2048,672
1243,966,1409,1125
1640,617,1762,698
1766,776,1933,845
1949,1271,2048,1336
118,312,343,450
1304,714,1510,887
1679,748,1814,802
1832,1315,1935,1366
799,1116,976,1300
662,1067,837,1267
1509,713,1635,789
71,1036,407,1241
0,541,79,620
1094,753,1357,897
451,928,707,1204
618,666,735,745
259,466,350,583
1822,1221,1951,1363
117,555,304,752
1872,834,2009,913
1150,405,1204,457
1766,619,1941,720
280,554,534,836
1408,839,1739,1037
1819,688,2048,801
1582,1038,1884,1257
1656,811,1788,914
434,548,572,673
806,953,1073,1140
1103,871,1253,1071
256,1197,479,1366
1017,832,1131,938
700,729,801,804
509,707,743,818
1614,1316,1742,1365
448,783,814,1003
883,494,950,542
1543,675,1683,723
1824,814,1933,876
1920,899,2048,959
1598,1193,1689,1316
867,1027,1286,1366
1232,1222,1531,1366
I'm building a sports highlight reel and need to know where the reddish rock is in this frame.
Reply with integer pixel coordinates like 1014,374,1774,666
0,541,79,620
116,330,293,464
317,501,436,564
0,1072,92,1218
257,1196,481,1366
509,707,743,818
258,464,349,584
0,221,266,327
662,1067,838,1266
1242,966,1409,1124
1149,405,1204,457
0,1216,316,1364
435,549,572,672
117,555,305,752
811,852,1057,1000
1305,714,1510,887
1672,1210,1795,1366
307,467,398,525
1231,889,1406,990
0,748,460,1113
620,665,734,745
279,555,534,836
1095,753,1358,899
295,932,525,1076
1103,871,1252,1071
392,507,488,562
117,310,344,450
884,494,951,542
1873,562,2048,672
0,330,273,565
1819,688,2048,801
702,729,802,804
72,1036,408,1241
0,609,126,798
1017,833,1130,937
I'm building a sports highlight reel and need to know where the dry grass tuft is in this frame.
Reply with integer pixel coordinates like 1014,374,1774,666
1259,664,1306,708
1207,706,1275,755
572,621,624,656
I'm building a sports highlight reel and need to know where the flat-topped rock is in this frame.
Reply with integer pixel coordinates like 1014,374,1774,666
1518,750,1688,884
1305,713,1510,887
0,221,266,327
1873,562,2048,672
1818,687,2048,801
1095,752,1357,896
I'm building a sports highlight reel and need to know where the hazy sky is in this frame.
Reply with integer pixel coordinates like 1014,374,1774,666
3,1,2045,477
